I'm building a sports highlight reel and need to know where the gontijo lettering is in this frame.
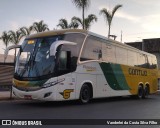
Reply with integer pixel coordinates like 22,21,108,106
128,68,147,76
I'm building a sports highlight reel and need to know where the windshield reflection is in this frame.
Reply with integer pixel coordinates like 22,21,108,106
15,35,63,78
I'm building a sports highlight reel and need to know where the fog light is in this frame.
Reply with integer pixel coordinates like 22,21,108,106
44,92,52,98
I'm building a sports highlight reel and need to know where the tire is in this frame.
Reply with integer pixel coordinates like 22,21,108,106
143,86,149,99
79,84,91,104
137,86,143,99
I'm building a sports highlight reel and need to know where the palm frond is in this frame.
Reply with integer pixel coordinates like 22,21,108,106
72,0,90,10
100,8,112,25
112,4,122,17
9,30,23,45
32,20,49,33
71,17,83,26
84,14,97,30
19,26,32,36
0,31,11,48
100,4,122,37
57,19,69,29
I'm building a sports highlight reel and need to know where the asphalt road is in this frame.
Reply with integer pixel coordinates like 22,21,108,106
1,94,160,128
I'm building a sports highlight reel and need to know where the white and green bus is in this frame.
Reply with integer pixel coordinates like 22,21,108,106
5,29,158,103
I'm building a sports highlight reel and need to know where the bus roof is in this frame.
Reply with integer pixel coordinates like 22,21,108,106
26,29,88,39
26,29,155,57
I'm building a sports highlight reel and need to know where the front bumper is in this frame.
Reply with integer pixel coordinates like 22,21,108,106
12,86,56,101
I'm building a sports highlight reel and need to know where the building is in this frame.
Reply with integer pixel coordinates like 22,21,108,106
0,54,14,90
0,54,14,63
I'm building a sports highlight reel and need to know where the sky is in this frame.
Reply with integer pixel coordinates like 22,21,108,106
1,0,160,54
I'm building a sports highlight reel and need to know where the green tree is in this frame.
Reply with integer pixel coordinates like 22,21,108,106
19,26,32,36
57,18,79,29
72,0,91,29
100,4,122,38
72,14,97,30
57,19,70,29
32,20,49,33
9,30,23,63
0,31,11,50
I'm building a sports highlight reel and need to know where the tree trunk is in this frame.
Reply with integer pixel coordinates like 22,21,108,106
82,5,85,29
108,25,111,38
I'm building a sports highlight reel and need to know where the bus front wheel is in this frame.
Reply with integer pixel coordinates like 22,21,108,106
79,84,91,104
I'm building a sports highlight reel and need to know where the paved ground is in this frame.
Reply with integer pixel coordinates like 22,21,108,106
0,91,12,100
0,92,160,128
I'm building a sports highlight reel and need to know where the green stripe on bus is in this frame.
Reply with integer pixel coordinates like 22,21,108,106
99,63,130,90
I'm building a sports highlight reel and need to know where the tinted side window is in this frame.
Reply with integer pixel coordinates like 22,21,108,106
80,36,102,61
127,50,137,66
137,54,148,68
102,43,116,63
64,33,85,56
116,47,127,65
151,56,157,69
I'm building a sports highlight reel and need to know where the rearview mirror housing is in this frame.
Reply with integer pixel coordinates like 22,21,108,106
50,40,77,56
4,45,21,62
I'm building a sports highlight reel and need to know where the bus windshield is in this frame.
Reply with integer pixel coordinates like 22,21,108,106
15,35,62,78
15,33,85,80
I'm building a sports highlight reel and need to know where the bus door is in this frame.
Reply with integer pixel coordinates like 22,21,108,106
56,50,76,100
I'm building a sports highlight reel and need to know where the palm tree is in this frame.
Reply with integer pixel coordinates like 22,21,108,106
69,19,79,29
0,31,11,50
32,20,49,33
100,4,122,38
19,26,32,36
72,0,91,29
57,19,70,29
9,30,23,64
57,18,79,29
72,14,97,30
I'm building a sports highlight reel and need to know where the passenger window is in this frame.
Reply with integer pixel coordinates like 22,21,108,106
137,54,146,68
116,47,127,65
102,43,116,63
127,50,137,66
80,36,102,61
151,57,157,69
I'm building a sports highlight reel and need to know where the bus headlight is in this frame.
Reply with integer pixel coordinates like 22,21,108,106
42,83,52,88
42,82,58,88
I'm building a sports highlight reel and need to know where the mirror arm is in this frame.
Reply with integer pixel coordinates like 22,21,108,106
50,40,77,56
4,45,21,62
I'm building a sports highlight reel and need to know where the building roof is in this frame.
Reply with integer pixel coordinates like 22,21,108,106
126,38,160,53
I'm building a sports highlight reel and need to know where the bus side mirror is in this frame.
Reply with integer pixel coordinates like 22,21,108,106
4,45,21,62
50,40,76,57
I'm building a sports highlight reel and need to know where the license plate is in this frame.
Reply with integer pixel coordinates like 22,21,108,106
24,95,32,100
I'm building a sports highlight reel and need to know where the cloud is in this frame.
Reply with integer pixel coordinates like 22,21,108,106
9,21,20,31
98,5,110,10
131,0,160,6
8,17,45,30
115,11,140,23
141,14,160,32
98,4,140,23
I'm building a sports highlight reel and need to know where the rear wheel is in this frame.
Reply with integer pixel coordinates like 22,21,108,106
79,84,91,104
143,86,149,99
137,85,143,99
